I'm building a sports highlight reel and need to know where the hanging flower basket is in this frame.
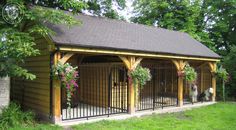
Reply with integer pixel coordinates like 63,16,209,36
129,65,152,89
53,62,79,110
183,64,197,84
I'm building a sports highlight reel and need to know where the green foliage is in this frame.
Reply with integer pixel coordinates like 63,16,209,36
207,0,236,55
130,65,151,88
0,0,85,79
216,66,229,81
132,0,211,47
184,64,197,83
86,0,126,19
222,46,236,100
0,102,35,129
36,0,87,14
216,65,228,102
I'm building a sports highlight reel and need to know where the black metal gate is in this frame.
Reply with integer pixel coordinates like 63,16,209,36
136,63,178,111
61,64,128,120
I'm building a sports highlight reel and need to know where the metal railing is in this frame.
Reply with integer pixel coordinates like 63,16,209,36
61,64,128,120
136,65,178,111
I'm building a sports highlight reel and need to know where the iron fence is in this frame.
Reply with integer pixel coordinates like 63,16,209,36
136,64,178,111
61,64,128,120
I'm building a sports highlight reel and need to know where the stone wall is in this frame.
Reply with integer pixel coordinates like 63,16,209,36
0,77,10,112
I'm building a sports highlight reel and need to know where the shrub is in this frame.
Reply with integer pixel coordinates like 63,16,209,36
0,102,35,129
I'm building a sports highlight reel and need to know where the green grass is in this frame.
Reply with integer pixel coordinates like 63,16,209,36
2,102,236,130
8,124,62,130
72,102,236,130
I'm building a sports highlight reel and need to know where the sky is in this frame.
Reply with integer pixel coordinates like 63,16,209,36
113,0,134,21
83,0,134,22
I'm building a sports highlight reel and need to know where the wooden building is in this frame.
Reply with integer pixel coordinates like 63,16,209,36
11,14,220,123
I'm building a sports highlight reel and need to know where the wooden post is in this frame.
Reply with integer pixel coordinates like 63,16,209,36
53,52,61,122
172,60,187,107
53,52,75,123
200,67,204,93
208,62,217,101
178,76,184,106
119,56,142,114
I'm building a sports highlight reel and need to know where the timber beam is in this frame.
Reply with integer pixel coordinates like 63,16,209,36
58,47,220,62
59,53,74,64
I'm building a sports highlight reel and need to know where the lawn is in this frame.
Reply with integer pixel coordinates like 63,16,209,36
72,102,236,130
5,102,236,130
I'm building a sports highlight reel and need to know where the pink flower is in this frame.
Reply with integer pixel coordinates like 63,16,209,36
66,84,70,89
71,80,78,88
73,71,78,77
65,67,72,73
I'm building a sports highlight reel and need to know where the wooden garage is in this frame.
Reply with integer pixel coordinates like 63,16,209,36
11,13,220,123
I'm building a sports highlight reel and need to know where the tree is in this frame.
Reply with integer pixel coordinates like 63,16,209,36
223,46,236,100
0,0,87,80
86,0,126,19
206,0,236,56
131,0,215,50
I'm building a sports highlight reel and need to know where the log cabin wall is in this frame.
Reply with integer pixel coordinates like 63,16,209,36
11,37,51,119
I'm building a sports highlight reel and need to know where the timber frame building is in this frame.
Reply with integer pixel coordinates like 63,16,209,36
11,14,220,123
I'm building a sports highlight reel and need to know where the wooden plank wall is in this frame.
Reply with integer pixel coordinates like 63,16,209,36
183,64,212,96
110,66,128,109
78,63,127,108
60,56,128,109
79,64,110,107
11,38,51,117
61,61,111,108
201,65,212,92
141,61,178,98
